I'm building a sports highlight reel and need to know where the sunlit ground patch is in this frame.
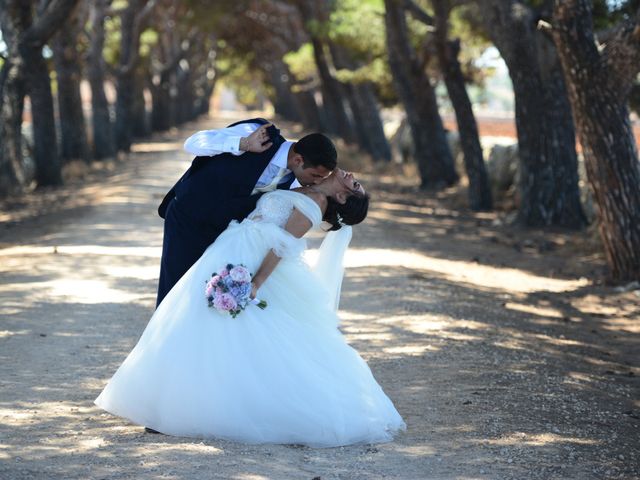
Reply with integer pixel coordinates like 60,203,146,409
335,248,589,294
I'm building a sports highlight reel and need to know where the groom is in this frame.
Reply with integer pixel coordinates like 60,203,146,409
155,118,337,306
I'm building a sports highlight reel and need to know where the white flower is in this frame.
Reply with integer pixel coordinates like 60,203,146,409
229,265,251,283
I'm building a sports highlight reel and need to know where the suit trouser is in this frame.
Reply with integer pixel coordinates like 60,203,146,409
155,199,220,307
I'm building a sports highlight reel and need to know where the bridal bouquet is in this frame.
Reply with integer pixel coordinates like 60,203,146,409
205,264,267,318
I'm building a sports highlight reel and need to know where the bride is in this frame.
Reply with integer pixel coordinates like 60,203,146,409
95,169,405,447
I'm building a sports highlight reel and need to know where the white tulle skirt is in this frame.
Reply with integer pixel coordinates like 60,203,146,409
95,220,405,447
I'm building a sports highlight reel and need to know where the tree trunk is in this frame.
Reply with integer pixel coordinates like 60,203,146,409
293,88,326,132
329,42,392,162
384,0,458,188
552,0,640,281
87,0,115,160
310,36,356,142
114,0,152,152
0,0,81,189
0,6,27,196
150,81,171,132
52,7,90,164
148,15,183,132
262,58,302,123
193,48,217,117
433,0,491,210
0,56,27,196
131,66,150,138
114,9,136,152
293,0,355,141
175,65,193,126
22,44,62,186
480,0,586,227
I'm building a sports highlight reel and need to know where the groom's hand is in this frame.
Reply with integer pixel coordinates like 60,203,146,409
240,124,273,153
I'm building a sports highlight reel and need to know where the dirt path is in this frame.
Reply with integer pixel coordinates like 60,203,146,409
0,113,638,480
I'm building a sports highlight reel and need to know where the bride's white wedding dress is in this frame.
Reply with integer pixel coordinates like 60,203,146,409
95,190,405,447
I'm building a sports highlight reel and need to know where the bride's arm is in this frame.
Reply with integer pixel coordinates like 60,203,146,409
251,193,327,296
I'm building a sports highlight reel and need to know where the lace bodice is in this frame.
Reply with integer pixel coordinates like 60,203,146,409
248,191,295,227
247,190,322,228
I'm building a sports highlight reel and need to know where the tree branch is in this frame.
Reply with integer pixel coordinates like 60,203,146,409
403,0,435,27
105,7,127,18
22,0,81,47
601,18,640,94
136,0,158,24
553,0,640,100
0,59,8,100
120,0,158,75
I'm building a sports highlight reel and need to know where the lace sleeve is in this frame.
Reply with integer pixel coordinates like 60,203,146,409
258,223,307,259
289,192,323,227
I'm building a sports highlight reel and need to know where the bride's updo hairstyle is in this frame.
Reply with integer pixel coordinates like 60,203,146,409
324,192,370,231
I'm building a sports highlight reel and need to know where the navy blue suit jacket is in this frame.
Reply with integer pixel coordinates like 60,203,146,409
156,118,292,306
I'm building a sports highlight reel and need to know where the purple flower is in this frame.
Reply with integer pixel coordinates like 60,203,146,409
205,263,264,318
222,275,235,289
229,282,252,301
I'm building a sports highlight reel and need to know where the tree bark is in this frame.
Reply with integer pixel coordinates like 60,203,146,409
131,65,150,138
150,75,172,132
0,0,82,189
432,0,492,210
52,5,90,164
0,4,27,196
329,42,392,162
114,4,137,152
114,0,155,152
148,5,187,133
87,0,115,160
149,42,176,132
194,47,217,117
0,52,27,196
262,58,303,123
293,87,326,132
24,44,62,186
293,0,356,142
384,0,458,189
479,0,586,227
175,64,193,126
309,36,356,142
552,0,640,281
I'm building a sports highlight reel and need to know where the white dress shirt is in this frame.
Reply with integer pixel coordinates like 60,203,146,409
183,122,301,189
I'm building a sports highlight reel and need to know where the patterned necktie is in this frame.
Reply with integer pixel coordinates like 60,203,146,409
252,167,289,194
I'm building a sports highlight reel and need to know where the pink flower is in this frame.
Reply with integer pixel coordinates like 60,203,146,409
210,275,221,286
205,284,215,297
218,269,229,278
213,292,237,311
229,265,251,283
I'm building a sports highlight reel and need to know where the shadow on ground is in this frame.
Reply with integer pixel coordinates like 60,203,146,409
0,115,638,480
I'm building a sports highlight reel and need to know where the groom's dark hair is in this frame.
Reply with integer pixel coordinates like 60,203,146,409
293,133,337,170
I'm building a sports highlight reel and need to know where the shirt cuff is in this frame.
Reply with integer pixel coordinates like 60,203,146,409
225,136,243,155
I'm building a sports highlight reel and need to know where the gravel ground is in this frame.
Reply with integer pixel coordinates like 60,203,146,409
0,113,638,480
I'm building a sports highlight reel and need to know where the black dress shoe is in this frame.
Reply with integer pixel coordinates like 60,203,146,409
144,427,162,434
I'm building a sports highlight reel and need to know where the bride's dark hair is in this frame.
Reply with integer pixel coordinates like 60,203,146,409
323,192,370,231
